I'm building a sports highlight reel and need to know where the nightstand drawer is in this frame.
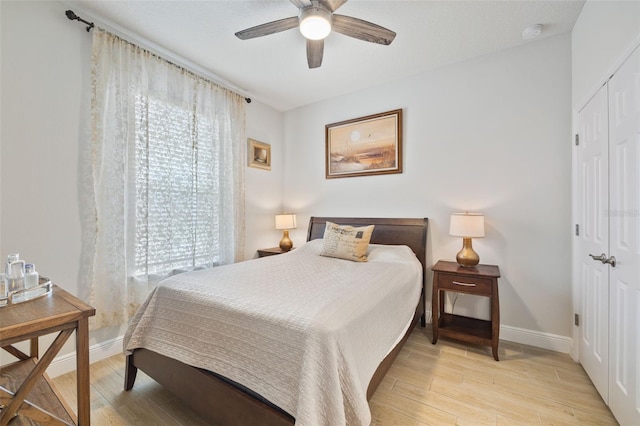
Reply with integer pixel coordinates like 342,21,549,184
257,247,288,257
437,273,493,295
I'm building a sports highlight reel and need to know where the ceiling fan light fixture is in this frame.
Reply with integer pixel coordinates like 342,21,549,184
299,5,332,40
234,0,396,69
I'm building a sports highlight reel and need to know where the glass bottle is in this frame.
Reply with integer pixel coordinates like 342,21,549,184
6,253,25,293
25,263,39,289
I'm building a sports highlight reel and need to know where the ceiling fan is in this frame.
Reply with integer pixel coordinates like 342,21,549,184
235,0,396,69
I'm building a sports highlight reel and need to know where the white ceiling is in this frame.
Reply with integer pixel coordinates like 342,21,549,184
66,0,585,111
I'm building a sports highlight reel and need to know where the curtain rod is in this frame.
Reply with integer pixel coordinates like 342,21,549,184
64,9,252,104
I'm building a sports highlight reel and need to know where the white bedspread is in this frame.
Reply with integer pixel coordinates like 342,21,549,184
123,239,422,425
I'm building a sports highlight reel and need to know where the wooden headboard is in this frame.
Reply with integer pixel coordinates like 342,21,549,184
307,216,429,327
306,217,428,267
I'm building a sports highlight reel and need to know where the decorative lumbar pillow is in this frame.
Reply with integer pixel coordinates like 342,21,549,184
320,221,375,262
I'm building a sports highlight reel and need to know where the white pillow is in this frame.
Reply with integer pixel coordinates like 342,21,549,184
367,244,415,263
320,221,375,262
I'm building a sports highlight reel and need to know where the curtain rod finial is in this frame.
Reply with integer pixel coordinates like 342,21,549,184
65,9,94,32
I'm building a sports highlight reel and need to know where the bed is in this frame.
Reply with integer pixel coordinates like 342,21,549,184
124,217,428,425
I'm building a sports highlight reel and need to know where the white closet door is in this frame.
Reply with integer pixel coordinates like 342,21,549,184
608,46,640,426
577,84,610,402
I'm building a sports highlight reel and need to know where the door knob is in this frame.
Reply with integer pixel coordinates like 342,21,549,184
588,253,616,267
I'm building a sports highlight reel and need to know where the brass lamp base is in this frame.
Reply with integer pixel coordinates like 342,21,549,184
456,237,479,267
279,230,293,252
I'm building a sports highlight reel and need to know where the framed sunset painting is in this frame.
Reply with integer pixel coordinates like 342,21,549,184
325,109,402,179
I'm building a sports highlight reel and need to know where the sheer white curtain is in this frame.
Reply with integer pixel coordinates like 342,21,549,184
85,29,245,329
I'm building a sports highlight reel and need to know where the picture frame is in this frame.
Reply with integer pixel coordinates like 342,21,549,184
325,109,402,179
247,138,271,170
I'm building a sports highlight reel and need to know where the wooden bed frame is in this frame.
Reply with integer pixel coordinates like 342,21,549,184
124,217,428,425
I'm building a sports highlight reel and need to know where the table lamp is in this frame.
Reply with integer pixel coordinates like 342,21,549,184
449,212,485,267
275,214,297,252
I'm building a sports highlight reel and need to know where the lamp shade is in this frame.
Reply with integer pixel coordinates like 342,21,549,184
449,212,485,238
275,214,297,230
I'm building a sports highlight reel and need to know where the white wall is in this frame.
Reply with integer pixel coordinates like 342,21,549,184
572,0,640,110
1,0,88,301
245,102,286,259
283,35,573,339
0,1,284,361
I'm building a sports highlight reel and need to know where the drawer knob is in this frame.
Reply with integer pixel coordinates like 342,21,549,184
452,281,477,287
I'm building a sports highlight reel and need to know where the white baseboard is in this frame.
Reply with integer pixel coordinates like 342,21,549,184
499,325,572,353
424,309,572,354
47,335,124,378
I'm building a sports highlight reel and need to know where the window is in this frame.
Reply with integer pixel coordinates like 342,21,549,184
134,95,220,277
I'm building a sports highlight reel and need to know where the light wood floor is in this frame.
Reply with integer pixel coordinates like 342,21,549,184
52,327,618,425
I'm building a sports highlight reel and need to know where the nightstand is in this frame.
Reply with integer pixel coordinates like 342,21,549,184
257,247,289,257
431,260,501,360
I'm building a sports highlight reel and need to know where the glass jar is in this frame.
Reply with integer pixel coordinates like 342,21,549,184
6,253,25,293
25,263,39,289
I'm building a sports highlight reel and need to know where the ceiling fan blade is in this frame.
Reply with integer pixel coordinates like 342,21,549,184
318,0,348,12
290,0,312,8
332,14,396,45
306,39,324,68
235,16,299,40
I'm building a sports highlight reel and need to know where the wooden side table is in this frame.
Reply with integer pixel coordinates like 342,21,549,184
431,260,501,360
257,247,290,258
0,285,96,425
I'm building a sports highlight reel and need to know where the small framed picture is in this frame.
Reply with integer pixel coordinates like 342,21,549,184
248,138,271,170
